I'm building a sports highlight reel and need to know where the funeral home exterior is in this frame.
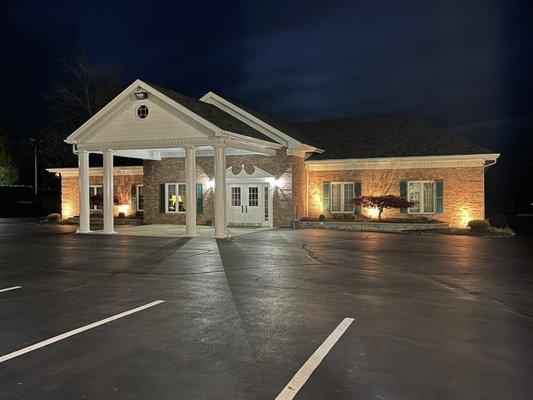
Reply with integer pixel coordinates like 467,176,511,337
47,79,499,235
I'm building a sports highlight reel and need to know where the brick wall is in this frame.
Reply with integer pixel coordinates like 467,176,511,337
60,174,143,218
307,166,485,227
143,148,305,227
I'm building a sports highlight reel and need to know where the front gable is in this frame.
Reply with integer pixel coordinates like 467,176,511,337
66,80,222,150
87,96,207,144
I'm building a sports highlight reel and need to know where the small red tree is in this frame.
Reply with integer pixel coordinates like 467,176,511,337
351,195,413,220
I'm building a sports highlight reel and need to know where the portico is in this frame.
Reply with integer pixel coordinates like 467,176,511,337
65,80,281,238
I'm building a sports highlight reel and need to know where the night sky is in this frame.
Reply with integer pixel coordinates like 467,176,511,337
1,1,532,204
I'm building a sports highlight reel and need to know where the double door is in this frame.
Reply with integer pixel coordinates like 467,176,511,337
228,184,267,226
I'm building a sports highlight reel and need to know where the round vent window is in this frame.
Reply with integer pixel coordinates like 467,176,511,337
137,105,149,119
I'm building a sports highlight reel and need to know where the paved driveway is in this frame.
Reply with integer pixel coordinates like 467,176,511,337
0,219,532,399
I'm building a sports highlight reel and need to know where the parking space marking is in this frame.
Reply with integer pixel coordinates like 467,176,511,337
0,286,22,293
0,300,165,364
274,317,355,400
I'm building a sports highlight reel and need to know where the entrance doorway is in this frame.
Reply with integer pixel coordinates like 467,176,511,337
226,165,273,227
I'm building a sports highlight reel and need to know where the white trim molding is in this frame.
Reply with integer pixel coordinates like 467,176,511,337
306,153,500,171
46,166,143,178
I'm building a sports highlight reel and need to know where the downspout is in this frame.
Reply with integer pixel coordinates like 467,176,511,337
306,163,309,217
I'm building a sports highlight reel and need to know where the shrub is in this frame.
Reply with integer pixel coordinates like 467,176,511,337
487,210,508,228
300,216,310,222
351,195,414,220
46,213,61,223
467,219,490,232
318,214,326,222
118,212,126,218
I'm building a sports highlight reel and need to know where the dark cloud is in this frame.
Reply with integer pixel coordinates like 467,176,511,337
0,0,531,148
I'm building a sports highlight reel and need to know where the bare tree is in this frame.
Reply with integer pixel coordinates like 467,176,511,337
47,53,122,122
40,54,123,167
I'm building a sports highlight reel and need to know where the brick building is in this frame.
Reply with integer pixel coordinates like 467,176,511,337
47,80,499,235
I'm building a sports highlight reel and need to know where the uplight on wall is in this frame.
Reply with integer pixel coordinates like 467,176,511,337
206,179,215,189
459,206,472,227
366,207,380,219
269,178,281,188
62,203,73,219
118,204,130,214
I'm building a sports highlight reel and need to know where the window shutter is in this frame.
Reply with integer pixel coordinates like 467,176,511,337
354,181,362,214
323,181,330,212
159,184,165,213
196,183,203,214
400,180,408,213
436,180,444,214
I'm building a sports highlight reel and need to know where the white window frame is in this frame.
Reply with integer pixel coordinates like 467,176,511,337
165,183,186,213
407,180,436,214
89,185,103,210
136,184,144,211
330,182,355,214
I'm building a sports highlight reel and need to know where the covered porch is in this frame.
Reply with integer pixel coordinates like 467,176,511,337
65,80,281,239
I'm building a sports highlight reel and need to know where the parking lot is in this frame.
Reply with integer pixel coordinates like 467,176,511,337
0,219,532,399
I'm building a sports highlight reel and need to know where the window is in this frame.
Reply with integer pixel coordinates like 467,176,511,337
231,187,241,206
166,183,186,212
89,185,103,210
248,186,258,206
264,186,269,221
331,182,354,213
137,105,149,119
408,181,435,214
136,185,144,211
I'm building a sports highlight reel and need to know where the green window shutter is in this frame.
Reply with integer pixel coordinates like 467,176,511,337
196,183,203,214
159,184,166,213
323,181,330,212
354,181,362,214
436,180,444,214
400,180,408,213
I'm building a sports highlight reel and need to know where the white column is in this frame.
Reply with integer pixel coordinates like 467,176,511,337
213,145,227,239
77,150,91,233
102,149,116,234
185,147,197,237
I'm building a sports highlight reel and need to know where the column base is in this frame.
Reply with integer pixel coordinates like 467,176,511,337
76,229,92,234
101,230,118,235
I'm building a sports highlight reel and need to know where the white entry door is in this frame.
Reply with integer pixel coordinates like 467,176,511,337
227,184,267,226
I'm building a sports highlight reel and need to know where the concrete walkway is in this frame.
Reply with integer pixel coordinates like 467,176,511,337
115,224,274,238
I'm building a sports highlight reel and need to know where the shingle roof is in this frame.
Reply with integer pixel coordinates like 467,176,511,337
211,95,321,147
290,116,494,160
147,83,276,143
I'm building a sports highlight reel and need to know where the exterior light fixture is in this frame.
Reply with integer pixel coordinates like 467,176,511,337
269,178,281,188
206,179,215,189
134,91,148,100
366,207,380,219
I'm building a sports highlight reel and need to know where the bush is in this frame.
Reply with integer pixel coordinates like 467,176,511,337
487,210,508,228
46,213,61,223
318,214,326,222
118,212,126,218
300,216,311,222
467,219,490,232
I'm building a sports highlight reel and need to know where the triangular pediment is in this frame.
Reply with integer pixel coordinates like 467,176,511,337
66,80,221,149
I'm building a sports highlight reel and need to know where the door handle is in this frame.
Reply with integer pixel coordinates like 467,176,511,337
241,205,244,213
246,206,248,213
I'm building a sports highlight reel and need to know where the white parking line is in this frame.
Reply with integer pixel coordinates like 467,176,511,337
274,317,355,400
0,300,165,364
0,286,22,293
